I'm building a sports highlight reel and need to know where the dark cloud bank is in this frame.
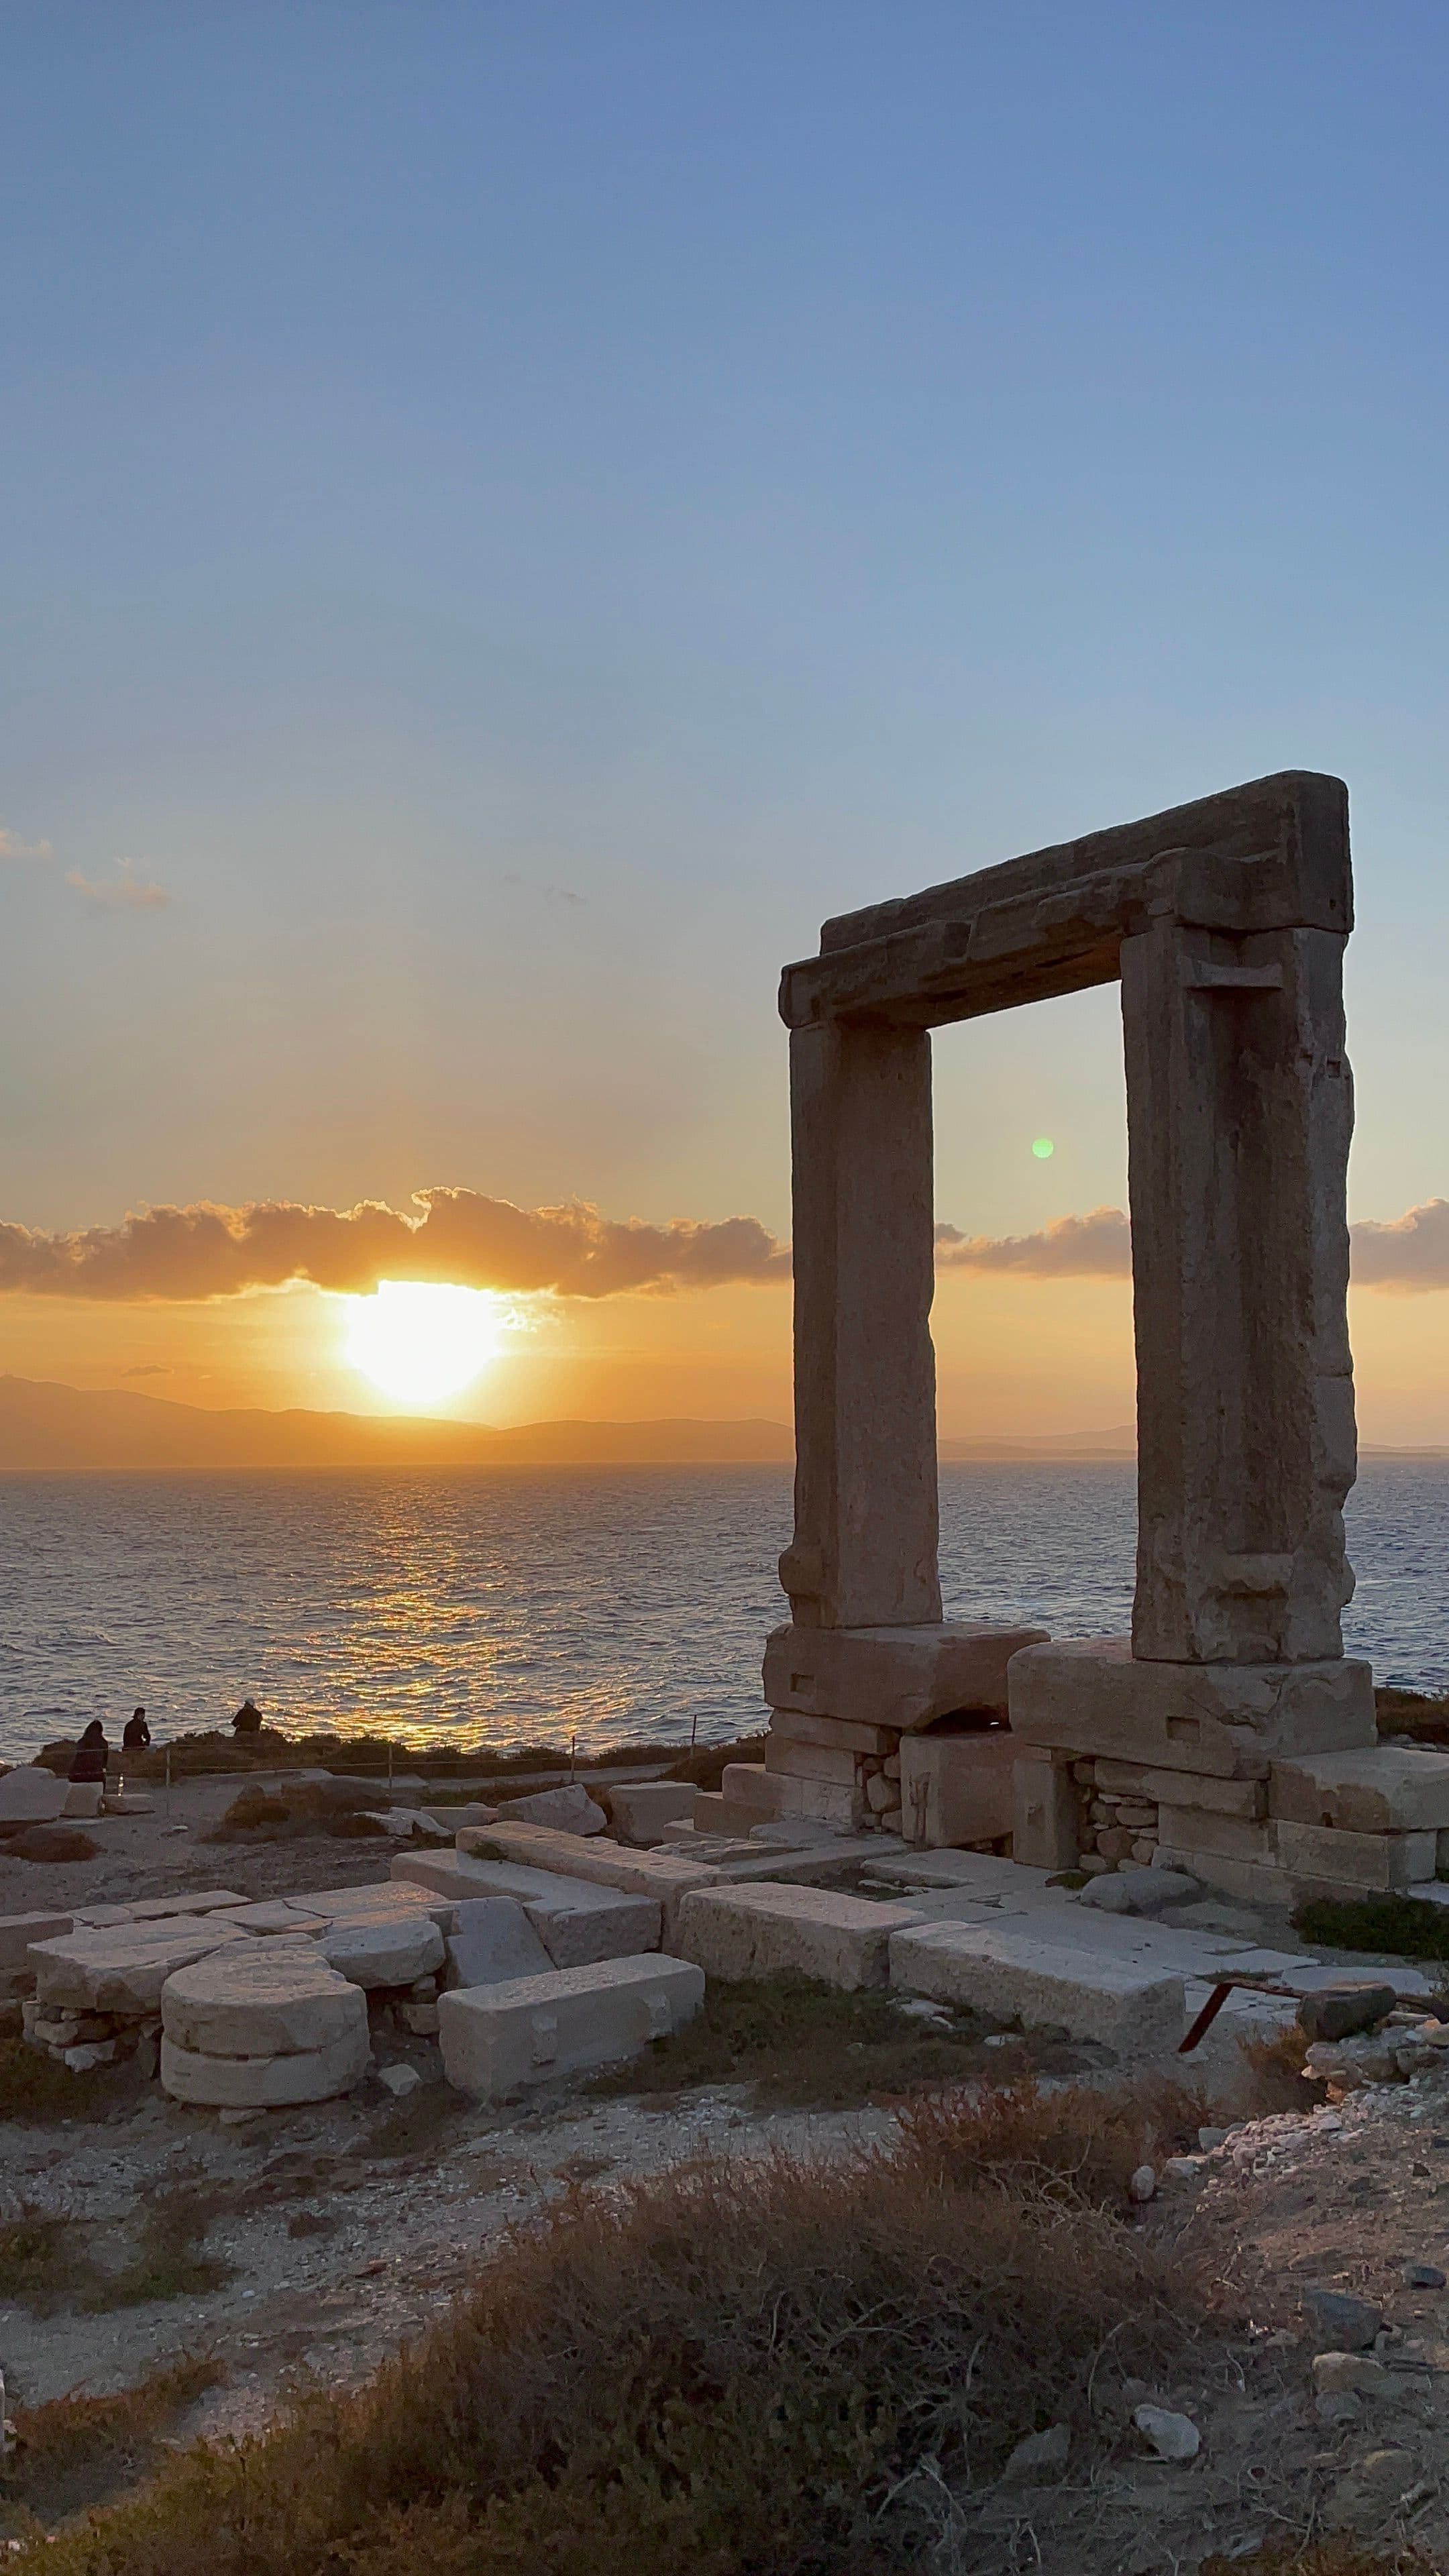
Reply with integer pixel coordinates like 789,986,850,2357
0,1189,1443,1302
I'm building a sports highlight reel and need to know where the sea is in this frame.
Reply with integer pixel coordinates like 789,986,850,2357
0,1459,1444,1766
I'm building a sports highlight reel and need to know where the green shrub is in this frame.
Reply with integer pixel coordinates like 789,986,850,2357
1292,1892,1449,1959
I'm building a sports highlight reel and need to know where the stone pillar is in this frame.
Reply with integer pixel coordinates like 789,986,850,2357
779,1020,941,1629
1122,920,1356,1664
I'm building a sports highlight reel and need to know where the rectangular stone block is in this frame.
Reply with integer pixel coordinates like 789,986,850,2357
673,1884,925,1990
720,1764,782,1814
1274,1821,1438,1893
601,1782,699,1847
1091,1762,1267,1818
1008,1638,1375,1776
764,1620,1047,1731
30,1920,254,2015
899,1731,1016,1849
1012,1754,1080,1869
1269,1749,1449,1834
763,1734,859,1785
458,1822,718,1917
1153,1846,1296,1907
765,1707,899,1758
443,1896,553,1988
889,1922,1185,2053
392,1852,660,1964
1155,1807,1278,1862
0,1912,71,1971
438,1954,704,2098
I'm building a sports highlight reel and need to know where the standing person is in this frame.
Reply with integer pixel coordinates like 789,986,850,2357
123,1707,151,1750
68,1720,110,1784
231,1697,264,1736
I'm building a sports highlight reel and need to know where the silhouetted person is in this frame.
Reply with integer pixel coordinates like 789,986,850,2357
231,1697,264,1736
68,1720,110,1784
123,1707,151,1751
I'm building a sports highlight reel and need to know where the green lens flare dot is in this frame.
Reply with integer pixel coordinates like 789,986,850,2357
1031,1136,1055,1159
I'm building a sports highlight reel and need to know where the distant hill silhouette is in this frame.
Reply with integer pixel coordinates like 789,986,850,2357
0,1376,796,1470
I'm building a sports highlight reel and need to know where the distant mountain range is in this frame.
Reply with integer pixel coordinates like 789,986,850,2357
0,1379,1438,1471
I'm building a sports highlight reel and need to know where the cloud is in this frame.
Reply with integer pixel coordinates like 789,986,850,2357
1348,1198,1449,1290
121,1364,171,1378
0,824,53,865
934,1199,1449,1291
65,857,172,912
936,1208,1132,1278
0,1189,791,1303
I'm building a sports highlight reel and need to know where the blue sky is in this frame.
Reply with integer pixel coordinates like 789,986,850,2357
0,2,1446,1424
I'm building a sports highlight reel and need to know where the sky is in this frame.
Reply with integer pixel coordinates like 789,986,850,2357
1,1,1447,1438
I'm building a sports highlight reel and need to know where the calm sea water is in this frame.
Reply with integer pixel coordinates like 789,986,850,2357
0,1460,1444,1764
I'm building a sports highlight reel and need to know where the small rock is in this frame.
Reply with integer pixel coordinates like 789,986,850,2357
1000,2422,1071,2483
1403,2261,1446,2290
1316,2391,1363,2425
1129,2163,1157,2203
1162,2155,1206,2183
1312,2352,1390,2395
1303,2290,1383,2352
1198,2127,1228,2151
1297,1983,1397,2044
218,2107,262,2126
1133,2405,1200,2462
377,2063,421,2098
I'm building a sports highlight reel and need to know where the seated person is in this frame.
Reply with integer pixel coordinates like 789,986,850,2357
68,1719,110,1784
231,1697,264,1735
123,1707,151,1750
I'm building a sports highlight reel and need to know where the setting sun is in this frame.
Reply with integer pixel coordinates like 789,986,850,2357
343,1281,503,1407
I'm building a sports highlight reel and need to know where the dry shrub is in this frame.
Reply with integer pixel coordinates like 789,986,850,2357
663,1732,767,1790
17,2076,1212,2576
206,1782,388,1844
6,1826,99,1864
1203,2546,1438,2574
2,2358,223,2530
1236,2021,1327,2114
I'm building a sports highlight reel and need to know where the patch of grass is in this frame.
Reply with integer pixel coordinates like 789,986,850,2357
1293,1892,1449,1959
0,2194,231,2318
205,1781,390,1844
588,1970,1034,2110
5,1826,99,1863
661,1732,767,1790
10,2074,1214,2576
360,2090,472,2162
85,2192,235,2312
0,2215,97,2316
0,2033,138,2126
1205,2547,1436,2574
1,2357,225,2533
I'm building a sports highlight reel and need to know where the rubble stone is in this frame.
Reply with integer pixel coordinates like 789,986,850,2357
494,1784,608,1835
442,1896,552,1988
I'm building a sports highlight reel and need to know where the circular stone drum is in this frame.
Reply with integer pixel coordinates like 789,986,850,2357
159,1940,370,2106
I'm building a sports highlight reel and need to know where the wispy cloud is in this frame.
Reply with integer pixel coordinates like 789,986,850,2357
0,1190,790,1303
936,1200,1449,1291
936,1208,1132,1277
121,1363,171,1378
0,824,54,865
65,857,172,912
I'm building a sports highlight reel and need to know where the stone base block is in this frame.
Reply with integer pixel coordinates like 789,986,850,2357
602,1782,699,1847
766,1707,898,1758
1275,1821,1437,1892
402,1853,661,1967
673,1883,924,1990
888,1922,1185,2053
496,1783,608,1836
437,1954,704,2097
1012,1754,1081,1870
1154,1846,1295,1907
1008,1638,1375,1778
1090,1762,1266,1818
63,1784,105,1818
1155,1808,1277,1864
899,1731,1016,1849
0,1912,71,1973
160,2027,370,2107
764,1733,859,1785
30,1920,253,2015
764,1619,1049,1733
0,1768,68,1823
1270,1749,1449,1835
443,1897,554,1988
161,1945,367,2057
